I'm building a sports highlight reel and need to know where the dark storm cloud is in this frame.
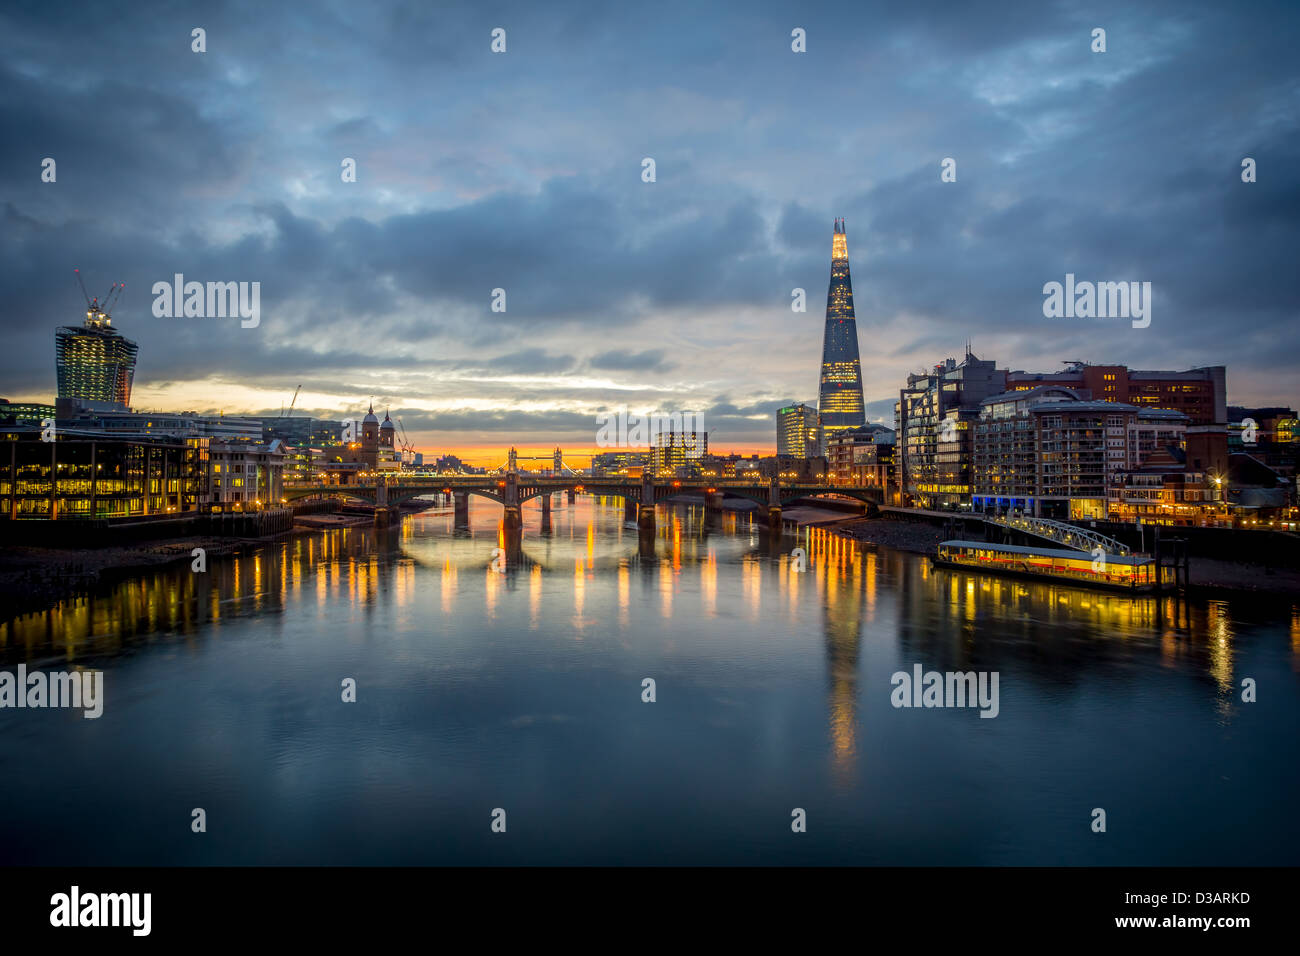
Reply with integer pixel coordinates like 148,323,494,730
587,349,672,372
1,0,1296,445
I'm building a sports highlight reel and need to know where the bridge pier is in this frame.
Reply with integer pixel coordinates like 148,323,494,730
705,491,724,513
541,494,551,519
503,505,522,531
502,471,522,530
638,477,656,532
374,506,396,528
453,492,469,526
638,526,656,559
624,498,637,523
767,477,783,532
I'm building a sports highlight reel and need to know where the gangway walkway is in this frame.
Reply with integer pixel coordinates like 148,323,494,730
988,514,1131,556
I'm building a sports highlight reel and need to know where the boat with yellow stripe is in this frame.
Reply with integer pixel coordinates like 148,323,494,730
932,539,1171,592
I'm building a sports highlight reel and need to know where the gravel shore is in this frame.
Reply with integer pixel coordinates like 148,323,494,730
834,517,948,555
0,532,302,618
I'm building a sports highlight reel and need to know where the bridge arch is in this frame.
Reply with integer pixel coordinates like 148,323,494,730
388,487,504,506
660,485,769,508
284,488,375,505
779,489,881,507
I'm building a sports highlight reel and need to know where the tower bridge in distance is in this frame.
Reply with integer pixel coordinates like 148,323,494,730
283,474,883,531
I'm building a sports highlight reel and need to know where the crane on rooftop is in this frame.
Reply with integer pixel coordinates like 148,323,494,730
73,269,124,326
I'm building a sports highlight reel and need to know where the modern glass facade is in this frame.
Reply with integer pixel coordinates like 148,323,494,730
776,403,821,458
649,430,708,477
1,432,206,519
55,314,138,408
817,219,866,441
0,401,56,425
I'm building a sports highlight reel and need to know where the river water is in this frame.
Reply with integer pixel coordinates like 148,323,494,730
1,495,1297,865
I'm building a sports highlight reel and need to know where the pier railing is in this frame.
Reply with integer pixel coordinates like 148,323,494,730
988,514,1132,556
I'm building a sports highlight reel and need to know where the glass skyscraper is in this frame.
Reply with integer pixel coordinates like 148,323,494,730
817,218,866,441
777,402,822,458
55,310,138,409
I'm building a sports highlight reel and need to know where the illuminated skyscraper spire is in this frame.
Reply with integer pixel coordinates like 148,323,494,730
817,218,866,441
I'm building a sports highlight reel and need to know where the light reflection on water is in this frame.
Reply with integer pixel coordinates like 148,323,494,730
1,494,1297,865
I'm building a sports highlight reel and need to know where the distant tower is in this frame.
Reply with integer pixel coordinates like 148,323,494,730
817,219,866,442
56,271,137,411
553,447,563,474
379,409,396,450
361,403,380,467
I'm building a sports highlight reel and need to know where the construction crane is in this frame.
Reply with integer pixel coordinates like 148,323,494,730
282,385,301,418
396,417,416,454
102,281,124,315
73,269,124,324
395,418,420,467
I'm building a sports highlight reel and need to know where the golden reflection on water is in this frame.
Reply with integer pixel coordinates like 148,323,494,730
701,548,717,618
3,508,1296,790
617,562,629,631
530,564,542,629
1206,601,1234,695
441,557,456,615
1292,608,1300,672
741,555,761,620
659,550,673,618
573,555,586,633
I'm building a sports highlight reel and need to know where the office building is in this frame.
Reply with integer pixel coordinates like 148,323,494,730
649,430,708,477
825,424,894,485
2,427,205,519
207,440,286,510
55,307,138,412
776,403,822,458
894,349,1007,508
971,388,1181,519
1004,363,1226,425
0,400,57,426
817,219,867,443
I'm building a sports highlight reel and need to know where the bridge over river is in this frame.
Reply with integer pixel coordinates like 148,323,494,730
284,474,882,531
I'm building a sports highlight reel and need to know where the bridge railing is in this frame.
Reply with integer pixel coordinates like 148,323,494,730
988,514,1131,556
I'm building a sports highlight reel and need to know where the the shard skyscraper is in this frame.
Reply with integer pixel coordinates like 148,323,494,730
817,218,866,443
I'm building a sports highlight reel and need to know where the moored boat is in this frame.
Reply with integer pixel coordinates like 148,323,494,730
932,539,1171,592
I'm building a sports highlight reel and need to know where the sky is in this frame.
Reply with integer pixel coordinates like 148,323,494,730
2,0,1297,467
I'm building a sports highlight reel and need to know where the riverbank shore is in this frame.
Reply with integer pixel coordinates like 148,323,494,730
831,516,1300,598
0,529,309,618
294,512,376,529
833,516,947,555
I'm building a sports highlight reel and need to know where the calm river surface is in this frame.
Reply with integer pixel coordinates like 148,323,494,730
1,496,1297,865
